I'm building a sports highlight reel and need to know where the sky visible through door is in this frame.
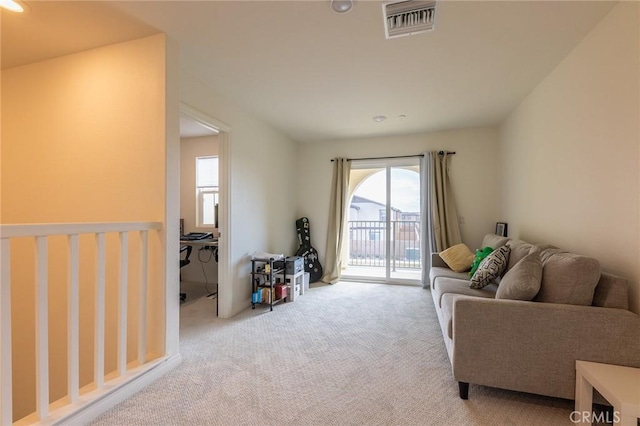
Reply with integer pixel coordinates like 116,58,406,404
356,169,420,213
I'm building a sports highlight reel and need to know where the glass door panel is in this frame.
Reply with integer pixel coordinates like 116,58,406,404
343,159,421,283
345,167,387,280
389,164,421,281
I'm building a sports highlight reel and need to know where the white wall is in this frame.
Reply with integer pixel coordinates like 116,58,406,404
499,2,639,313
1,34,169,421
179,70,299,318
180,135,220,234
297,127,501,266
180,135,219,283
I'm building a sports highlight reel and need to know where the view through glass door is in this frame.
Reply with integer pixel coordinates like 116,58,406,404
343,158,421,283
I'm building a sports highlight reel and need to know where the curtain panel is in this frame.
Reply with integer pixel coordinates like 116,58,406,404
421,151,462,287
430,151,462,252
321,158,351,284
420,153,435,287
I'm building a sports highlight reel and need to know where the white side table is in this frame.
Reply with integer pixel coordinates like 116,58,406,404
575,360,640,425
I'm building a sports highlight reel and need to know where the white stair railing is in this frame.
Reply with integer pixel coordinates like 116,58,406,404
0,221,162,425
1,238,12,426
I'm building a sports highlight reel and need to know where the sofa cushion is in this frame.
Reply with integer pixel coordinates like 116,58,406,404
496,252,542,301
429,267,470,288
433,276,497,308
481,234,509,249
535,251,601,306
506,239,535,272
470,245,511,289
439,243,475,272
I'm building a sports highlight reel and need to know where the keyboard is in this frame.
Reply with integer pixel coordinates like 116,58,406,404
181,232,213,241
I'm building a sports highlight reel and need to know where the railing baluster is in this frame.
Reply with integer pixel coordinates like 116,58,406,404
67,234,80,404
118,232,129,376
138,231,148,365
392,221,396,272
348,220,423,272
0,222,161,423
95,233,106,389
35,236,49,420
1,239,13,426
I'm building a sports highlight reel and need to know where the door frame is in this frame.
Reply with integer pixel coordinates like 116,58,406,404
179,103,233,316
342,158,422,285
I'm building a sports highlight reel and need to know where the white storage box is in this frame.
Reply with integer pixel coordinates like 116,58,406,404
276,271,303,302
303,272,310,293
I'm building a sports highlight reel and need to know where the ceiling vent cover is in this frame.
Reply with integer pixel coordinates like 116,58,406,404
383,0,436,39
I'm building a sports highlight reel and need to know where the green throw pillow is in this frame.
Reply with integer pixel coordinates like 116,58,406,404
469,247,494,277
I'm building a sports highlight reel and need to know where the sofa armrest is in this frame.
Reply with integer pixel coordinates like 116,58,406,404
431,253,448,268
451,296,640,399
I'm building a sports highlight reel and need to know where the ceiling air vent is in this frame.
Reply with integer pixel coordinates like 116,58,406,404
383,0,436,39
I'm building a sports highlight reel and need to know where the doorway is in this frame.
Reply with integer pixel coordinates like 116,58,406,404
178,103,232,316
342,158,422,284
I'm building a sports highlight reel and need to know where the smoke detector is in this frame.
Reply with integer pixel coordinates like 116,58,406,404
383,0,436,39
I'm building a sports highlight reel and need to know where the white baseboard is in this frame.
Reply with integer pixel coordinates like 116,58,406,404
52,354,182,425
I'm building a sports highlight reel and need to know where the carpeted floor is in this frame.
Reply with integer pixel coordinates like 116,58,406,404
91,282,580,425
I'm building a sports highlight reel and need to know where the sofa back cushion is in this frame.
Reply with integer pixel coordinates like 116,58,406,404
592,273,629,309
505,239,535,272
535,250,601,306
481,234,509,249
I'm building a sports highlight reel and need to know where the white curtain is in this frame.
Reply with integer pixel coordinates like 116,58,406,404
321,158,351,284
420,153,436,288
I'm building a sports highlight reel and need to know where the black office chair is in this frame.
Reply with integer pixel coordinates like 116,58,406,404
180,245,192,301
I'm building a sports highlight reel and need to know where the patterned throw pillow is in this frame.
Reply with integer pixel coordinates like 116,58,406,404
470,245,511,289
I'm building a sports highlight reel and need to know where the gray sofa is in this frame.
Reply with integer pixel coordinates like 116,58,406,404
430,234,640,400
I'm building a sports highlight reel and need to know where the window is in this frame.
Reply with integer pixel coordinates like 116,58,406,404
196,156,219,228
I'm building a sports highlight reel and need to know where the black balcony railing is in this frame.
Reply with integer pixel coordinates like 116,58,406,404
348,220,421,270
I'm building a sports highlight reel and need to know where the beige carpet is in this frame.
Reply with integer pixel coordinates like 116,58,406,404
91,282,582,426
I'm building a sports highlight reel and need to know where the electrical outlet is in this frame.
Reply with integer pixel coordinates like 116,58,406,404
458,216,465,225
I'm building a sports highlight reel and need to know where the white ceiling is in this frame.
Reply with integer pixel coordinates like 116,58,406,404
0,1,158,69
2,1,616,143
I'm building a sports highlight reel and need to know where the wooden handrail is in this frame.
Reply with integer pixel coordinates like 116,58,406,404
0,221,162,239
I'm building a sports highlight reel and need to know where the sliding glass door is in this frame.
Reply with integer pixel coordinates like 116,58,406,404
343,158,422,283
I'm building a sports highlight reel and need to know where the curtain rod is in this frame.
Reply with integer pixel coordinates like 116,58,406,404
330,151,456,162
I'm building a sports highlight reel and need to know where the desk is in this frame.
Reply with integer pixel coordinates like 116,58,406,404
180,238,218,247
575,360,640,426
179,238,218,268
